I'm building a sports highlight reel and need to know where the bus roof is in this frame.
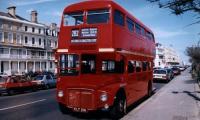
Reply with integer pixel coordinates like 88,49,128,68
63,0,153,34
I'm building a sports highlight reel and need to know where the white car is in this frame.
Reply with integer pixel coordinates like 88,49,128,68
32,74,56,89
153,69,171,82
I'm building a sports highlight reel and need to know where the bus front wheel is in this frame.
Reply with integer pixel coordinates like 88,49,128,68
58,103,70,114
110,95,127,119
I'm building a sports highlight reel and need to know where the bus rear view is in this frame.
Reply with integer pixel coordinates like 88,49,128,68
56,1,155,119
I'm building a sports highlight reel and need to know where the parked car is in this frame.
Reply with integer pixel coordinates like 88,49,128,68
179,66,185,71
171,67,181,75
0,75,38,95
165,68,174,80
32,74,56,89
153,69,171,82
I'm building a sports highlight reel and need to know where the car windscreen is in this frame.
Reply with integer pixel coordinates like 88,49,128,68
35,75,44,80
87,9,110,24
154,70,166,74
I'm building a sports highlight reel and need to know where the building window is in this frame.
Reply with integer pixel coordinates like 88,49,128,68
13,33,16,42
25,26,28,31
32,37,35,44
49,40,51,47
50,62,53,68
39,38,41,45
32,27,35,33
0,32,3,42
52,30,55,36
25,36,28,44
44,39,46,46
114,10,125,26
0,21,3,29
39,28,41,34
55,41,57,47
8,24,12,30
4,32,8,41
16,34,21,44
8,33,13,43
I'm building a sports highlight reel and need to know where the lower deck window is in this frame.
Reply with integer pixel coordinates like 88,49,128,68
102,60,124,73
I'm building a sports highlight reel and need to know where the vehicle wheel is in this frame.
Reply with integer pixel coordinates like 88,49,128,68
110,94,127,120
7,89,15,96
147,81,152,97
32,87,38,92
58,103,70,114
45,84,49,89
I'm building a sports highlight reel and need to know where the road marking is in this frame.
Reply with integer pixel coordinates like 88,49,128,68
0,99,46,111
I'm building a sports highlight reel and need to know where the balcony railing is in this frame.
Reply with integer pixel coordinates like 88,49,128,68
23,43,44,48
0,54,47,60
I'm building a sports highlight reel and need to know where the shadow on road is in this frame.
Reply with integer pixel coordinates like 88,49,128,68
172,90,200,101
184,79,197,84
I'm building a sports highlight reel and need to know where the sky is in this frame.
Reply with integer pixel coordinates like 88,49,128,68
0,0,199,64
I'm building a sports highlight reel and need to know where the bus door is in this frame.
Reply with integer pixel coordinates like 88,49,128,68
127,60,138,104
135,61,144,100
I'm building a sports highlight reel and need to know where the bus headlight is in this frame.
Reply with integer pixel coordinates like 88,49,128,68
58,90,64,97
100,93,108,102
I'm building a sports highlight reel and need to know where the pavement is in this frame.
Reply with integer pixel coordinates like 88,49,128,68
122,68,200,120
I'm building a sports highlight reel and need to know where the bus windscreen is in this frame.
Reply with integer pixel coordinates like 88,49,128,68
64,12,84,26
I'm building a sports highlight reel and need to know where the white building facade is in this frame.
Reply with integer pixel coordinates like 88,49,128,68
0,6,58,75
154,43,181,68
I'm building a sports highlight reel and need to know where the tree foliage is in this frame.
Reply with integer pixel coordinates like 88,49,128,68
147,0,200,24
186,42,200,63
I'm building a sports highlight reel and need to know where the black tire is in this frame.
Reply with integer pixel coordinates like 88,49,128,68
7,89,15,96
110,94,127,120
45,84,49,89
32,86,38,92
58,103,70,114
147,81,152,97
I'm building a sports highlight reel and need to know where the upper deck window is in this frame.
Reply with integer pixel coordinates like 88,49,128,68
146,31,154,41
87,9,110,24
126,17,135,32
64,12,84,26
114,10,125,26
135,23,141,35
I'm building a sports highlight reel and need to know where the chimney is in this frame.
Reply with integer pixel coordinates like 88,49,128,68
7,6,16,16
31,10,38,23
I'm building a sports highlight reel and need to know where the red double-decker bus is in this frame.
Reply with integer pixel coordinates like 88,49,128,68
56,0,155,119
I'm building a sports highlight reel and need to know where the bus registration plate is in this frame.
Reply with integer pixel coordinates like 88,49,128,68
73,107,87,112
